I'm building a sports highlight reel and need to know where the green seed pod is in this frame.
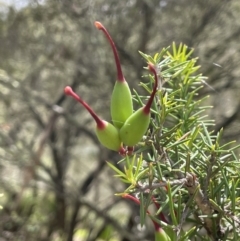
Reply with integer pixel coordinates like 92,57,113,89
95,21,133,129
111,81,133,129
64,86,125,155
119,63,158,147
119,108,150,147
155,228,171,241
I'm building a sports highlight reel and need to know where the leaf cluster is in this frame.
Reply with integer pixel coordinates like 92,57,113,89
108,43,240,240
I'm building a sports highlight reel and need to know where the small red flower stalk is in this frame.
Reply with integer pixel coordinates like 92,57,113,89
64,22,158,155
122,194,170,241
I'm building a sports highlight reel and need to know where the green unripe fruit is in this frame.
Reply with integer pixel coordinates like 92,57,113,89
119,107,150,146
95,120,124,153
111,81,133,128
95,21,133,129
155,228,171,241
119,63,158,146
64,86,125,155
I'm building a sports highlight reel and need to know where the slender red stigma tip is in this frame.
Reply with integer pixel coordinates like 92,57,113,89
94,21,103,30
64,86,104,129
64,86,73,95
148,63,156,73
95,21,125,82
143,63,158,115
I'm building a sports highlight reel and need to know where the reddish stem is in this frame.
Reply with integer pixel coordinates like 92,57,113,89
122,194,142,206
95,21,125,82
64,86,105,129
143,63,158,115
118,148,127,156
151,196,169,224
127,146,134,156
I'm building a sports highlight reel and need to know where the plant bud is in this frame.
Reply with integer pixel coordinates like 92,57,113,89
95,21,133,129
155,228,171,241
119,63,158,147
64,86,125,155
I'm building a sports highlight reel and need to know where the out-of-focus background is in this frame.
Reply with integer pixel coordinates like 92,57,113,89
0,0,239,240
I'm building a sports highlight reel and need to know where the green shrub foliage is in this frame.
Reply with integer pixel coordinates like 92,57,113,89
108,43,240,241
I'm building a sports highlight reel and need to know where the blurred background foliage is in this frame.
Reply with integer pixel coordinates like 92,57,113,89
0,0,239,240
